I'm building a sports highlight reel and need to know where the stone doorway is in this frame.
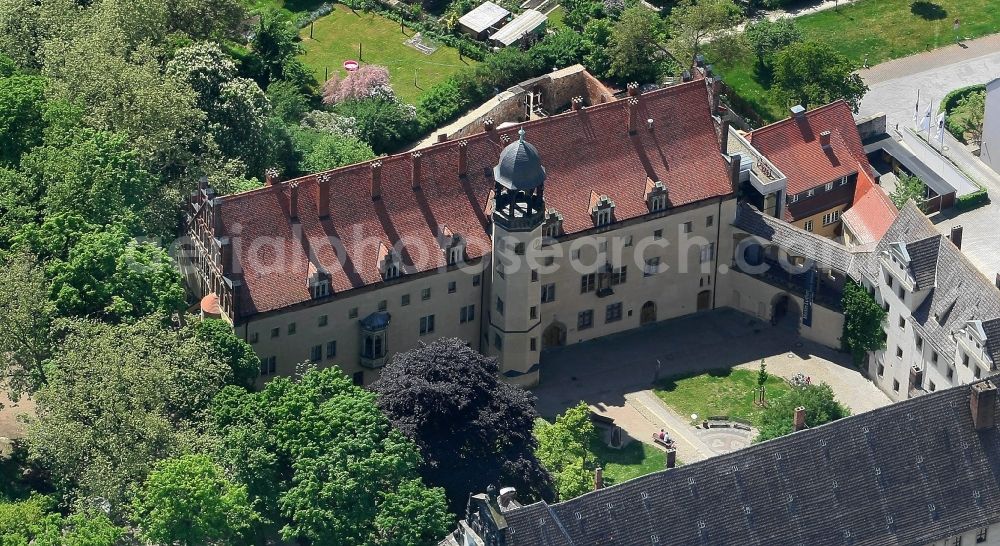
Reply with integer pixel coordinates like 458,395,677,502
696,290,711,311
770,293,801,329
542,321,566,349
640,301,657,325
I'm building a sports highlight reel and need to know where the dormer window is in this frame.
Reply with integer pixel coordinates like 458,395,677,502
308,267,331,299
439,227,466,267
378,242,402,281
590,193,615,228
311,278,330,299
543,208,564,238
645,179,668,213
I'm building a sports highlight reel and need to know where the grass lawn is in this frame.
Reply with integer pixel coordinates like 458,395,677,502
546,6,567,30
246,0,326,16
708,0,1000,123
653,368,791,427
589,436,671,486
299,5,475,104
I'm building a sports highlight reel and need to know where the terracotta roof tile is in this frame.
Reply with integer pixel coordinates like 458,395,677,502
841,167,897,245
218,80,732,318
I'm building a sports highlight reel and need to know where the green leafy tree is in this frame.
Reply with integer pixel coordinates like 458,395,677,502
0,251,54,400
840,279,887,366
0,495,124,545
210,367,451,546
667,0,742,66
582,19,614,78
133,454,258,546
534,402,597,500
0,74,47,166
530,30,586,72
166,42,239,113
772,41,868,111
290,126,376,173
954,90,986,145
336,97,417,154
28,318,244,514
889,173,926,209
756,383,850,442
245,10,306,87
757,360,768,388
372,338,555,512
266,79,311,123
193,319,260,389
744,18,802,69
608,6,668,84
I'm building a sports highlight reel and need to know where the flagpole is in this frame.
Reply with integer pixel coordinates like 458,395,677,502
914,89,920,129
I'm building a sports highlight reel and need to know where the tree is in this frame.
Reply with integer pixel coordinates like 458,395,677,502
210,367,451,546
534,402,597,500
267,80,311,124
608,6,667,84
336,96,417,154
840,279,887,366
322,65,391,106
582,19,614,78
245,10,306,87
291,126,376,173
756,383,850,442
166,42,239,113
0,495,123,545
889,173,926,209
0,251,54,400
193,319,260,389
668,0,742,66
133,454,258,546
372,338,555,512
744,18,802,69
0,74,47,166
530,30,586,72
28,318,245,514
954,89,986,145
772,41,869,112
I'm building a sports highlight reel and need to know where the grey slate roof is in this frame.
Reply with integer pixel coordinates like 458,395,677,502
905,235,940,290
494,129,547,191
494,380,1000,546
733,203,860,277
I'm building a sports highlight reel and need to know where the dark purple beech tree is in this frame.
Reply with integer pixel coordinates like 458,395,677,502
372,338,555,511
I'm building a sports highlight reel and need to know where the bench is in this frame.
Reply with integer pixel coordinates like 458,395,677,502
652,435,675,449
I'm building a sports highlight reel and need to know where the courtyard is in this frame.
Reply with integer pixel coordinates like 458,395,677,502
532,308,891,465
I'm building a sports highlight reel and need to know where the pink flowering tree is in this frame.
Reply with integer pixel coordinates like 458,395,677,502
321,65,391,105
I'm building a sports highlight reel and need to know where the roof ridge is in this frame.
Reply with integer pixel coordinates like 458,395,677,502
749,99,850,138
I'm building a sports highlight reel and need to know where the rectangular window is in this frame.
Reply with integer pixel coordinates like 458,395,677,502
577,310,594,330
530,306,537,319
822,211,840,225
531,269,538,282
898,285,905,299
605,302,623,323
596,208,612,226
644,257,661,277
930,381,936,392
401,294,410,306
877,363,884,377
530,338,537,351
496,297,504,315
378,300,387,312
977,527,987,543
514,242,525,255
250,332,259,344
460,304,476,323
947,367,954,381
349,307,358,319
473,274,481,287
683,221,693,233
896,346,903,358
580,273,596,293
326,341,337,358
804,220,814,232
700,243,715,263
899,316,905,329
271,327,280,338
953,535,962,546
572,249,581,260
310,345,322,362
976,366,983,379
419,315,435,335
653,229,663,240
932,351,939,364
806,189,815,197
611,266,627,286
707,215,714,227
261,356,277,376
448,281,456,293
825,182,834,191
318,315,328,327
544,256,555,266
598,240,608,253
789,193,799,203
893,379,900,392
496,262,505,279
287,323,296,335
541,283,556,303
840,176,849,186
623,235,633,247
422,288,431,301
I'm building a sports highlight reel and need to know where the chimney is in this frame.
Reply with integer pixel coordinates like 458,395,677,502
265,167,280,186
719,119,731,155
484,117,495,132
411,152,422,190
289,182,300,222
317,174,331,218
951,225,963,250
681,70,692,82
458,140,469,177
370,160,382,200
793,406,807,431
437,133,448,143
627,97,639,135
971,381,997,431
627,82,640,97
594,467,604,490
819,130,832,149
790,105,806,118
728,153,742,194
694,54,705,67
665,448,677,469
571,96,584,111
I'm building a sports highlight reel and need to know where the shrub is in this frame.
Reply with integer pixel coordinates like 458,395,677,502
955,188,990,212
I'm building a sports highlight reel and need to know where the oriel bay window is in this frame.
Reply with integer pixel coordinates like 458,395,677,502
359,311,390,368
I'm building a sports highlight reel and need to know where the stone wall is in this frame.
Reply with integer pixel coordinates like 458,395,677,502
855,112,887,142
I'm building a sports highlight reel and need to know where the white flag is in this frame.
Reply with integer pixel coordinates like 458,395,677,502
919,103,932,132
936,112,946,144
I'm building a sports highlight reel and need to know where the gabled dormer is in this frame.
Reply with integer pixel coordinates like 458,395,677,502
645,178,668,213
542,208,563,239
377,242,402,281
307,263,331,299
589,191,615,228
439,226,466,266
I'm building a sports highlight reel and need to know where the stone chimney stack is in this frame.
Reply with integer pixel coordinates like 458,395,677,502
458,140,469,178
484,117,495,132
627,82,639,97
627,97,639,135
594,467,604,490
437,132,448,143
791,105,806,118
571,96,584,111
793,406,807,431
951,225,963,250
819,130,832,149
265,167,280,186
411,152,422,190
909,364,923,392
289,182,300,222
665,448,677,469
971,381,997,432
370,160,383,200
317,174,331,219
728,153,742,194
719,119,730,155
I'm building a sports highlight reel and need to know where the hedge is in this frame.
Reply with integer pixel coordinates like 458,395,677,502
939,84,986,114
955,188,990,212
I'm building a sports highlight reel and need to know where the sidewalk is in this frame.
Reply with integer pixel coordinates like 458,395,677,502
860,33,1000,86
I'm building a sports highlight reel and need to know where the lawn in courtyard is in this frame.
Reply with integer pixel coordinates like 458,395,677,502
708,0,1000,123
298,5,475,104
589,436,672,486
546,6,567,30
653,368,791,427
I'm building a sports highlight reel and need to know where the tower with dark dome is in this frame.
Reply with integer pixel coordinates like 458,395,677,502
488,128,546,386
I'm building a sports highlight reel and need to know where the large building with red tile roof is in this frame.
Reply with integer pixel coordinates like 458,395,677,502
748,101,876,238
184,78,746,386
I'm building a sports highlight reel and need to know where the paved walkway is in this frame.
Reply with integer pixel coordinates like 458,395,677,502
533,308,891,463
